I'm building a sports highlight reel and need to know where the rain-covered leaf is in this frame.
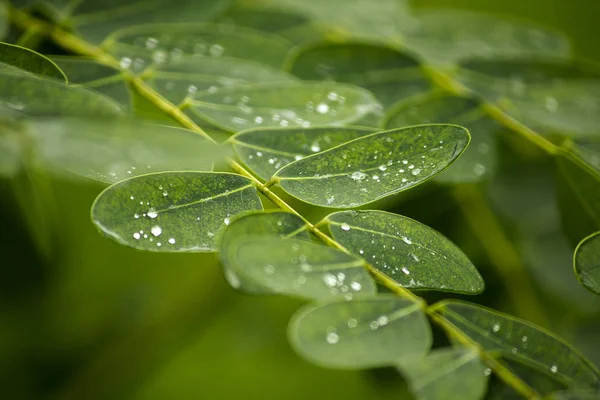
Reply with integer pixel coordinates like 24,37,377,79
555,154,600,245
218,210,310,293
321,210,483,293
288,295,431,369
403,10,570,66
271,124,469,208
0,42,67,81
574,232,600,295
92,172,263,252
230,126,377,180
0,68,123,116
287,42,432,109
433,300,600,389
103,23,291,69
26,117,224,183
397,348,488,400
187,81,380,132
384,94,500,183
223,236,376,300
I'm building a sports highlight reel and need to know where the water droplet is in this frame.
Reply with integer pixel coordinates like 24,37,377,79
133,232,141,240
369,321,379,330
147,208,158,219
310,142,321,152
134,213,140,219
168,238,176,245
401,236,412,245
326,332,339,344
378,165,387,171
120,57,132,69
341,223,351,231
350,171,367,181
224,217,230,225
550,365,558,373
326,196,335,205
484,368,492,376
323,273,337,287
492,323,500,333
350,282,362,291
411,168,421,176
522,336,528,342
401,267,410,275
264,264,275,274
209,44,224,57
545,96,558,112
347,318,358,328
316,103,330,114
151,226,162,237
377,315,389,326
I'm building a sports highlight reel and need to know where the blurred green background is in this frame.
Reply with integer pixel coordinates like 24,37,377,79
2,0,600,399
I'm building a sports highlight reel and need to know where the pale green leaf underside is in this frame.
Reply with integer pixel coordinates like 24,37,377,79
574,232,600,295
384,93,499,183
398,348,488,400
435,300,600,389
188,81,380,132
103,23,291,68
273,124,470,208
27,118,224,183
288,295,432,369
224,236,376,300
323,210,483,293
92,172,263,252
218,211,310,293
0,42,67,82
230,126,377,180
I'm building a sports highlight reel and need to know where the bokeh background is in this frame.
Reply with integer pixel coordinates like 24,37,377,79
2,0,600,399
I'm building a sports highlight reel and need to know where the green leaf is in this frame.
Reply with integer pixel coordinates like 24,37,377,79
397,348,488,400
574,232,600,295
217,210,310,293
288,295,431,369
545,389,600,400
0,68,123,117
0,2,7,40
223,235,377,300
0,117,24,177
321,210,483,293
272,124,470,208
404,10,570,65
555,155,600,245
384,93,499,183
27,117,224,183
188,81,380,132
91,172,263,252
433,300,600,389
104,23,291,69
230,126,377,180
0,42,67,82
287,42,432,109
571,140,600,173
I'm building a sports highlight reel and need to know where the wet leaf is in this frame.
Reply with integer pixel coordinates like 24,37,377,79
287,42,432,109
384,94,500,183
230,126,377,180
433,300,600,389
27,117,224,183
272,124,469,208
188,81,380,132
321,210,483,293
404,10,570,65
574,232,600,296
288,295,431,369
104,23,291,69
0,42,67,81
92,172,263,252
0,68,123,117
397,348,488,400
223,236,376,300
218,211,310,293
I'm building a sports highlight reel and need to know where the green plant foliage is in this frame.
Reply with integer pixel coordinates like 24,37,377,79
230,126,377,180
26,117,225,183
545,389,600,399
288,295,432,369
271,124,469,208
0,42,67,81
0,2,7,40
384,94,500,183
574,232,600,295
92,172,263,252
397,348,488,400
222,235,377,300
433,300,600,389
218,210,311,293
320,210,483,293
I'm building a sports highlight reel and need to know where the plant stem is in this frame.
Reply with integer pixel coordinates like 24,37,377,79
8,7,540,399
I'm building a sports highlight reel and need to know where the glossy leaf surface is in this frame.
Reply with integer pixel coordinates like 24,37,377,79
289,295,431,369
434,300,600,389
574,232,600,295
0,42,67,81
92,172,263,252
398,348,488,400
230,126,377,180
273,124,470,208
224,236,376,300
218,211,310,293
322,210,483,293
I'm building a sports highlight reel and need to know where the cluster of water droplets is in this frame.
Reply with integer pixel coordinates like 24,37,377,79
127,187,177,248
324,313,390,345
